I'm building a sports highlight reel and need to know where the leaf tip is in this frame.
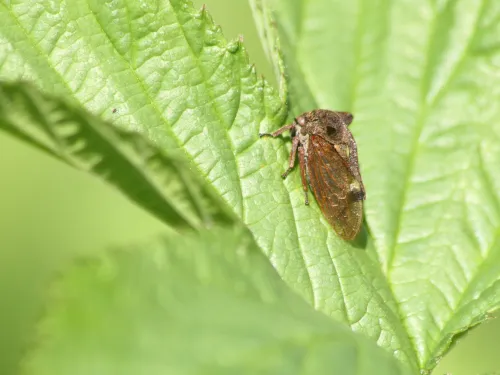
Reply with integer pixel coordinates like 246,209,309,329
198,2,215,25
199,3,208,18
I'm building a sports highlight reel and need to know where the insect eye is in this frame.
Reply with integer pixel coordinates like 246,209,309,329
326,126,337,137
344,113,353,125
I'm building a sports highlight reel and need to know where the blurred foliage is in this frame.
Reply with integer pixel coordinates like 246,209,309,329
24,227,411,375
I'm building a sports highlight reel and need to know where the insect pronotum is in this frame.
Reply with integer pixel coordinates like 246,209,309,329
260,110,366,240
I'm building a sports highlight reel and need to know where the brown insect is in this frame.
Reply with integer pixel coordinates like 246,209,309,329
260,110,365,240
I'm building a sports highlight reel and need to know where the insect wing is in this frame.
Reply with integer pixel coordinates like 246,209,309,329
307,135,363,240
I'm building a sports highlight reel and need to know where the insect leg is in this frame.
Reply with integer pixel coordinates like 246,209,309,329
259,123,294,138
298,146,309,205
281,135,299,179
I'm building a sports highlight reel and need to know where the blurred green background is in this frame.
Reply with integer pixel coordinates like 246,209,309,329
0,1,498,374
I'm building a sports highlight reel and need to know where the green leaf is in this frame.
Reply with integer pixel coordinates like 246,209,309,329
22,228,412,375
0,81,235,229
252,0,500,372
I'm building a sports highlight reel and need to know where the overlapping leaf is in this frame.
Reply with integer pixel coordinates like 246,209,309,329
0,81,234,229
22,228,412,375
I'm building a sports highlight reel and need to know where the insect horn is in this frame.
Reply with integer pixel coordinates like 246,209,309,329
337,112,354,126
